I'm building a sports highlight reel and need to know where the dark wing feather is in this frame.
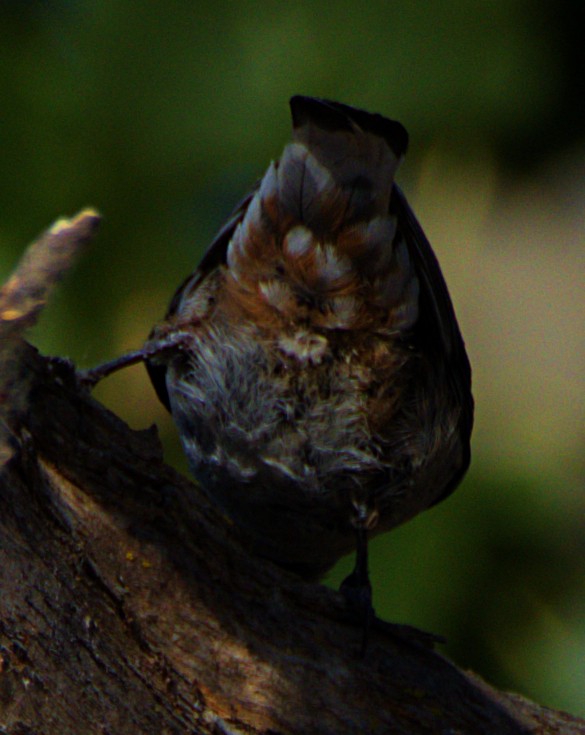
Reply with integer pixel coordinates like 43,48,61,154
392,184,474,500
166,189,256,319
146,189,256,410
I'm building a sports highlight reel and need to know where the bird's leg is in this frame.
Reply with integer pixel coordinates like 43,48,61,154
77,328,196,387
77,348,150,387
340,501,379,655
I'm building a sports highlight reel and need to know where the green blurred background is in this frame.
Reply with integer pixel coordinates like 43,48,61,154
2,0,584,716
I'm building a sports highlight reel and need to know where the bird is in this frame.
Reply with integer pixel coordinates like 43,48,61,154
84,96,473,628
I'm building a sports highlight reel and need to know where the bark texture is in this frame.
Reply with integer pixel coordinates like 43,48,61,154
0,213,583,734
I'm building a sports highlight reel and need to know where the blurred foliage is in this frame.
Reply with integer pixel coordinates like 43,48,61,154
1,0,584,718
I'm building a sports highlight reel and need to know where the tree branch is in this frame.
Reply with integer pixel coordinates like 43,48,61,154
0,215,583,734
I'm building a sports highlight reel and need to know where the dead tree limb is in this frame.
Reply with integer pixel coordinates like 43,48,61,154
0,214,583,734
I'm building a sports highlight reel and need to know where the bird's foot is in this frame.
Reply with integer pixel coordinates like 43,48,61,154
370,617,446,650
340,569,375,657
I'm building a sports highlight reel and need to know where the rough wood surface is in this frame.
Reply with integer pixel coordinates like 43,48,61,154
0,214,583,734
